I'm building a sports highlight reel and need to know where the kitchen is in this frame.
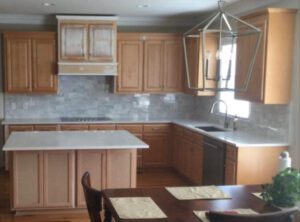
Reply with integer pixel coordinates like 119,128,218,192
0,0,300,221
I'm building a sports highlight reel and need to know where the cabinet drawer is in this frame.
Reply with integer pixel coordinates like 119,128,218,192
89,124,116,130
116,124,143,134
34,125,59,131
182,129,203,144
143,124,170,133
226,145,237,161
8,125,34,133
60,124,89,131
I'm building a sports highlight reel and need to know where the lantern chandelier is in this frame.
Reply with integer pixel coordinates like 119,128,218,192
183,0,262,92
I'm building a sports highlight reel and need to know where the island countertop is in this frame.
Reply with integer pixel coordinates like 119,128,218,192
3,130,149,151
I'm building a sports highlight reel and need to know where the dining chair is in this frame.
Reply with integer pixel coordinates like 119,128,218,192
81,172,103,222
206,207,298,222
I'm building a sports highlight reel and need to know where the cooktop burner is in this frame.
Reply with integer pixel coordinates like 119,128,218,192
60,117,112,122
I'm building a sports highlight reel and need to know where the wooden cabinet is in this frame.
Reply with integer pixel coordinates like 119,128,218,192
57,16,117,75
106,149,137,188
225,145,286,185
76,150,106,207
235,9,297,104
183,34,217,96
89,124,116,130
4,32,57,94
142,124,170,167
60,124,89,131
224,146,237,185
144,40,164,92
12,151,43,209
34,125,59,131
43,151,75,208
116,33,183,93
12,151,75,210
116,36,143,93
178,128,203,185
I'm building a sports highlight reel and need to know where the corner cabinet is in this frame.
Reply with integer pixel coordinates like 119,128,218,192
4,32,57,94
116,33,183,93
57,16,117,75
235,8,297,104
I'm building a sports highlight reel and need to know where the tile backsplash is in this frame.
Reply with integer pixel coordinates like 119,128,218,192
5,76,289,140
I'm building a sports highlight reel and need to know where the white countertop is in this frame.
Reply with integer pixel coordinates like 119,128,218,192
2,118,289,148
3,130,149,151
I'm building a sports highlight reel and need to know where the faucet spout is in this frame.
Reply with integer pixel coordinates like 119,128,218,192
210,99,229,128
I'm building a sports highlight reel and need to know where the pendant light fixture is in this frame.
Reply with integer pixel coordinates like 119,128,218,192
183,0,262,92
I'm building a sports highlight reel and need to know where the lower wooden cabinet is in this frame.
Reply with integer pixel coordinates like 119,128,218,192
142,133,169,167
76,150,106,207
12,151,43,209
11,149,137,211
12,150,75,210
106,149,137,188
43,151,75,208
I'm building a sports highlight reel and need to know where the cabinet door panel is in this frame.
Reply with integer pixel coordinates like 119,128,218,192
117,40,143,92
60,23,87,61
225,159,237,185
89,24,115,62
32,38,57,93
235,16,267,102
5,38,32,93
144,41,164,92
12,151,43,209
43,151,75,208
163,39,183,92
77,150,106,207
142,133,169,167
106,150,137,188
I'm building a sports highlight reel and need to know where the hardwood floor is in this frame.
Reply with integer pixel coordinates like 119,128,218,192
0,167,190,222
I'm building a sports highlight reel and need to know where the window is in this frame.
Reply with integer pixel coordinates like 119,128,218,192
218,44,250,119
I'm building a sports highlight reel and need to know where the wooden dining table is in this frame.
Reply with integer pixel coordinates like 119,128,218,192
102,185,281,222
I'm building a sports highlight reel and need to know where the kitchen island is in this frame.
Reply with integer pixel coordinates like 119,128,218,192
3,130,148,214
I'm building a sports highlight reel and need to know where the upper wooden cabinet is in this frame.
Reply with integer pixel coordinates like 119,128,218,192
57,16,117,75
183,34,218,96
235,9,297,104
116,33,183,93
4,32,57,94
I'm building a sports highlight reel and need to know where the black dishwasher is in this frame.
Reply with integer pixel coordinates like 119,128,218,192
203,136,226,185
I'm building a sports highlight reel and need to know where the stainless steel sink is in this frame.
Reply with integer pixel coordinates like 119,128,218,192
195,126,227,132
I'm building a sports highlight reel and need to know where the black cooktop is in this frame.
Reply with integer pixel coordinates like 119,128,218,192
60,117,112,122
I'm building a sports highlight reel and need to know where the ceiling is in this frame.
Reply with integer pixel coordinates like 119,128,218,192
0,0,241,18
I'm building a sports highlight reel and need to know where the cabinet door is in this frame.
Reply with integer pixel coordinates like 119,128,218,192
43,151,75,208
225,158,237,185
60,23,88,61
106,149,137,188
89,124,116,130
5,37,32,93
142,133,169,167
32,37,57,93
163,39,183,92
89,24,116,62
117,40,143,93
34,125,59,131
60,124,89,131
144,41,164,92
235,15,267,102
12,151,43,209
77,150,106,207
190,145,203,185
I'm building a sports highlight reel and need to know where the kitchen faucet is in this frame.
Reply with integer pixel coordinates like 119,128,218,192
210,99,230,129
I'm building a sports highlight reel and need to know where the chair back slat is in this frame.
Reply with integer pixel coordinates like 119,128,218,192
81,172,102,222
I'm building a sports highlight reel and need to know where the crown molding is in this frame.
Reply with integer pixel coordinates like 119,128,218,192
0,13,195,26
